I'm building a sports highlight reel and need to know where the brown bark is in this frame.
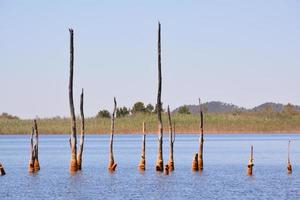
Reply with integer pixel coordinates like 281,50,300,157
287,140,292,174
156,21,163,172
77,89,85,170
247,145,254,176
108,97,117,172
198,99,204,171
68,28,78,173
164,164,169,175
167,106,175,171
33,120,40,171
192,153,198,171
138,122,146,171
28,127,35,173
0,163,5,176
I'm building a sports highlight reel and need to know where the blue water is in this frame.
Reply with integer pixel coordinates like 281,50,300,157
1,134,300,200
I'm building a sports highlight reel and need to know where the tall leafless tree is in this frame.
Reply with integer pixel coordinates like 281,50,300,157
108,97,117,172
68,28,78,172
156,22,164,172
198,99,204,171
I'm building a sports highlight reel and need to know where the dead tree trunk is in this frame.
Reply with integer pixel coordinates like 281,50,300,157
192,153,198,171
287,140,292,174
33,120,40,171
138,122,146,171
198,99,204,171
156,21,164,172
247,145,254,176
0,163,5,176
77,89,85,170
167,106,175,171
28,127,35,173
108,97,117,172
68,28,78,173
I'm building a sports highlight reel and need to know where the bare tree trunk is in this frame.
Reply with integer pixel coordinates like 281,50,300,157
77,89,85,170
0,163,5,176
287,140,292,174
247,145,254,176
108,97,117,172
167,106,175,171
138,122,146,171
33,120,40,171
156,21,163,172
198,99,204,171
68,28,78,173
28,127,35,173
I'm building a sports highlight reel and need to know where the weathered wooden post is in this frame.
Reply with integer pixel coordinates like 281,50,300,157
287,140,292,174
33,120,40,171
0,163,5,176
138,121,146,171
198,99,204,171
28,127,35,173
247,145,254,176
167,106,175,171
108,97,117,172
156,21,164,172
68,28,78,173
77,89,85,170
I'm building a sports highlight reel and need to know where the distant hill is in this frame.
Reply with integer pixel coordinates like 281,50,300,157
173,101,246,114
252,102,300,112
173,101,300,114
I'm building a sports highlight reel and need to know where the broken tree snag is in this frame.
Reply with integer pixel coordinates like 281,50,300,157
155,21,164,172
167,106,175,171
68,28,78,173
28,127,35,173
33,120,40,171
198,99,204,171
138,121,146,171
0,163,5,176
247,145,254,176
287,140,292,174
77,89,85,170
108,97,117,172
192,153,199,171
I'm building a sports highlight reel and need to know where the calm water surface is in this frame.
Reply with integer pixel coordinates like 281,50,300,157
1,134,300,200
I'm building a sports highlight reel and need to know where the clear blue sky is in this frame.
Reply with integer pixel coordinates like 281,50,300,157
1,0,300,118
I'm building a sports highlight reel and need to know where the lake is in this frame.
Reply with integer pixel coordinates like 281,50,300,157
1,134,300,200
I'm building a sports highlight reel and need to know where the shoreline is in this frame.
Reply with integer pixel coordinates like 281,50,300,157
1,130,300,135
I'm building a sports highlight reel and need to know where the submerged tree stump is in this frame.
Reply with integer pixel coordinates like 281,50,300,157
167,106,175,171
164,164,169,175
33,120,40,171
28,120,40,173
68,28,78,173
247,145,254,176
108,97,117,172
155,21,164,172
138,122,146,171
287,140,292,174
0,163,5,176
192,153,199,171
77,89,85,170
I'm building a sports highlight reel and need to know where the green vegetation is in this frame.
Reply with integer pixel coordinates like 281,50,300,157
1,111,300,134
178,106,191,114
